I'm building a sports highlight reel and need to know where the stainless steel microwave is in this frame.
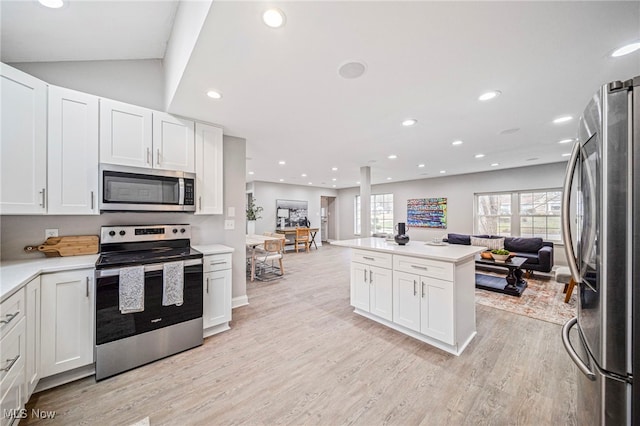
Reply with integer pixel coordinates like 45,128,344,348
99,164,196,212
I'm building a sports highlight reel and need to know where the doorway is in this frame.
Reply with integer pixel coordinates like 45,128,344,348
320,196,337,242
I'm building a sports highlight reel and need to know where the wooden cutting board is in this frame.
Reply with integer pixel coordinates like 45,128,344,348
24,236,99,257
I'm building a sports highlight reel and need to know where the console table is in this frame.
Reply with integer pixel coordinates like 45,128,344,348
475,255,528,297
275,227,319,250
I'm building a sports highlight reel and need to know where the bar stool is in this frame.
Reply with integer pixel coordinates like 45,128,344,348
555,266,575,303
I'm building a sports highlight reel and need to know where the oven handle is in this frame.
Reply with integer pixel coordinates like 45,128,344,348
95,258,203,278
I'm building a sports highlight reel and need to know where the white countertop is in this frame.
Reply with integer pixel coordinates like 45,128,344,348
332,237,484,263
0,254,99,302
192,244,235,255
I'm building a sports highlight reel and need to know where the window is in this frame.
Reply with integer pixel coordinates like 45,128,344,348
475,189,562,242
354,193,394,235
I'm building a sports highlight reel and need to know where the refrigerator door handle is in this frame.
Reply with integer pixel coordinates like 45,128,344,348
562,317,596,381
561,141,582,283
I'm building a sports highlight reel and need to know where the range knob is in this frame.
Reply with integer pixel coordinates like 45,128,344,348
180,228,186,233
172,228,178,234
108,231,116,237
119,230,126,236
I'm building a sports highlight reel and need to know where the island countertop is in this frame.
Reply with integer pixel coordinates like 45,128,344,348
332,237,484,263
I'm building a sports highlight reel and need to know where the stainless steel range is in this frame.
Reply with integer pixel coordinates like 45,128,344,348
95,224,203,381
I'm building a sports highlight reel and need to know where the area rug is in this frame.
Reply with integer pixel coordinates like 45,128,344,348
474,271,576,325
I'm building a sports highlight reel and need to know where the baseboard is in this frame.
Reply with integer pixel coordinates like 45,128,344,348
232,295,249,309
203,322,231,338
34,364,95,394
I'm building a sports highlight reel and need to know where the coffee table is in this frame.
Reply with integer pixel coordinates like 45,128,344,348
475,255,528,297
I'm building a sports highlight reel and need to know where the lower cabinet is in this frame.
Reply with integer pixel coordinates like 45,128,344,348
393,271,454,345
350,261,393,321
25,277,41,399
40,269,94,378
203,253,232,334
0,289,26,426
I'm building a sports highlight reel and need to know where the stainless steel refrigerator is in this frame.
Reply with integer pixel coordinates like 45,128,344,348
561,76,638,425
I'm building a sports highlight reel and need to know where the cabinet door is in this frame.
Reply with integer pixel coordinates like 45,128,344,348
420,276,454,345
194,123,223,215
392,271,421,332
152,113,195,172
203,269,232,329
40,269,94,377
25,277,41,399
99,98,152,168
369,265,393,321
48,86,99,215
0,63,47,214
350,262,369,312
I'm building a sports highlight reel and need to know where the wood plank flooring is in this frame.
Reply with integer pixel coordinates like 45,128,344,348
23,244,576,425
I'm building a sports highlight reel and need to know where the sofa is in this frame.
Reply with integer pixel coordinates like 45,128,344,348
445,233,554,274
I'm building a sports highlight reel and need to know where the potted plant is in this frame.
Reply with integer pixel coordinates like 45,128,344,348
246,198,263,235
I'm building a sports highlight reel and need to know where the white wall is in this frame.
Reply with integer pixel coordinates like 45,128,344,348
9,59,165,110
336,162,569,265
249,181,338,243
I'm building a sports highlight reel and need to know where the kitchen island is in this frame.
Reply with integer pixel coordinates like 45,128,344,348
332,238,483,355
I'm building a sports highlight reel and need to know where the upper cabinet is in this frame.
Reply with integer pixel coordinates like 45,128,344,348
195,123,224,215
99,98,153,169
0,63,47,215
100,99,195,173
48,86,99,215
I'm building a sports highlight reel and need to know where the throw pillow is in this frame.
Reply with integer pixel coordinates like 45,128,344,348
470,236,505,250
447,233,471,245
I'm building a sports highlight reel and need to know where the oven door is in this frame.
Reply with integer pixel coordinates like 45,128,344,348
95,260,203,346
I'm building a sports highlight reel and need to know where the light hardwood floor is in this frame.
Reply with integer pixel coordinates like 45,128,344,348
23,244,577,425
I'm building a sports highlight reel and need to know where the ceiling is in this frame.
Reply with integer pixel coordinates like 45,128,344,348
2,1,640,189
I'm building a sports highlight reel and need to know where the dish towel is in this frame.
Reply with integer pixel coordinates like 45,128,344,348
119,265,145,314
163,261,184,307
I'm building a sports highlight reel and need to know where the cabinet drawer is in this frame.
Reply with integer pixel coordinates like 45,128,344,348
204,253,232,273
393,255,453,281
0,289,25,340
352,250,392,269
0,317,25,404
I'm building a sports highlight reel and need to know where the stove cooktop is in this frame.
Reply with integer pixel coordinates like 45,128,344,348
95,247,203,270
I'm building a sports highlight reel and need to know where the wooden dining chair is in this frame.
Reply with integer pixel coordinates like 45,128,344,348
295,227,310,253
255,239,284,280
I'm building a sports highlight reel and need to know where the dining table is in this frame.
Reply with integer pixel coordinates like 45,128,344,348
275,227,320,250
246,234,284,282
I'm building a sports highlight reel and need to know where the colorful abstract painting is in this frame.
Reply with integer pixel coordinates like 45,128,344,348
407,198,447,228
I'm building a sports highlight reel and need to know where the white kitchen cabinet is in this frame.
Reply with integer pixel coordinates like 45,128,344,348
24,277,41,399
194,122,223,215
0,289,26,426
40,269,94,378
153,113,195,172
393,271,454,344
99,98,153,168
0,63,47,215
203,253,232,336
350,255,393,321
48,86,99,215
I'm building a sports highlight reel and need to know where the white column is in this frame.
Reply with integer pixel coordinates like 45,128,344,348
360,166,371,237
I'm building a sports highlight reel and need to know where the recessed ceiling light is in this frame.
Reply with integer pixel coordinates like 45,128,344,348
279,178,284,182
491,163,499,167
262,8,286,28
402,119,417,127
206,90,222,99
248,171,254,175
38,0,64,8
356,181,361,184
332,178,337,181
553,116,573,124
475,154,485,158
332,185,336,188
452,140,463,146
612,41,640,57
562,153,571,157
278,160,286,165
478,90,501,101
388,154,397,159
338,61,367,79
558,138,575,144
418,164,425,168
439,170,446,174
308,182,313,185
301,173,307,177
387,177,392,180
331,167,338,171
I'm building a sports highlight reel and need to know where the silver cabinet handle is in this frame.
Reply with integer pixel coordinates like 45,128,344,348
206,277,209,293
411,265,428,270
156,149,161,166
413,280,417,296
91,191,95,210
1,355,20,373
210,261,227,265
561,140,582,283
86,277,90,298
363,269,367,283
199,196,202,211
0,312,19,325
369,269,373,284
40,188,46,208
562,317,596,381
363,256,375,261
422,281,425,298
146,147,151,165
